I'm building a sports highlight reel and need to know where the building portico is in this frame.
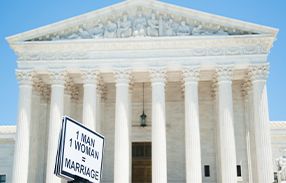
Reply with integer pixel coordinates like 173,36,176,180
6,0,278,183
12,63,272,183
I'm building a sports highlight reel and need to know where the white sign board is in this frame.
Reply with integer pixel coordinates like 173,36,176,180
54,116,104,183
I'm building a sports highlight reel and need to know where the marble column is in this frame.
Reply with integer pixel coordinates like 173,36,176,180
249,64,274,183
64,77,73,116
28,79,45,183
12,70,34,183
242,80,254,183
114,69,131,183
81,69,99,131
128,80,133,182
150,68,167,183
46,70,66,183
96,82,103,133
39,85,51,182
216,66,237,183
182,67,202,183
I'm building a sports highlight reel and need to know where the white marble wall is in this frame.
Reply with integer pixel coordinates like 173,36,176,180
271,129,286,172
0,141,14,183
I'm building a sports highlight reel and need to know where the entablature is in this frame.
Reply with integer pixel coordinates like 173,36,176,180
12,35,273,65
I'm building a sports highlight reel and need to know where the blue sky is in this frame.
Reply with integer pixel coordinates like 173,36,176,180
0,0,285,125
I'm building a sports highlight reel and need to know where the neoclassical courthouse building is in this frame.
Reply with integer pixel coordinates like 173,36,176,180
1,0,286,183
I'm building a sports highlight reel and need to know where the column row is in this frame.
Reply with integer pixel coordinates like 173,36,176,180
12,64,273,183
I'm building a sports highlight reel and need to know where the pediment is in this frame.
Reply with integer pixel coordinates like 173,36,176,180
7,0,277,43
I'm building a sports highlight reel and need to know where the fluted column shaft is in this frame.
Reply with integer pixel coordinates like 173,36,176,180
46,71,66,183
249,64,274,183
82,70,99,131
12,70,34,183
64,77,73,116
114,70,131,183
216,66,237,183
183,67,202,183
96,86,103,133
150,68,167,183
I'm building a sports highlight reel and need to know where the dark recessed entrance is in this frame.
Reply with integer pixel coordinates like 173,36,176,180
132,142,151,183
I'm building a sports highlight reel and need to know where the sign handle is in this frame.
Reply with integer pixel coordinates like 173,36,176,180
68,176,90,183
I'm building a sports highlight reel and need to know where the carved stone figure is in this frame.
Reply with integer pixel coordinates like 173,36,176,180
133,12,147,37
67,31,81,39
162,17,176,36
104,20,117,38
276,150,286,182
176,21,191,36
216,29,229,36
117,14,132,38
147,13,159,37
51,34,61,41
78,26,91,39
192,25,204,36
89,22,104,38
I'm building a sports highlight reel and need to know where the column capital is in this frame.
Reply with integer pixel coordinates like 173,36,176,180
41,85,51,101
81,69,99,84
149,67,167,84
182,66,200,84
33,78,50,100
114,69,131,85
97,79,106,99
16,70,35,85
211,79,218,98
71,85,80,101
33,78,45,94
215,65,233,83
64,76,74,95
241,79,252,98
248,64,269,82
129,77,135,92
49,69,67,85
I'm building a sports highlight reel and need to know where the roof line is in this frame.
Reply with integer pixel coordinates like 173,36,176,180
6,0,278,43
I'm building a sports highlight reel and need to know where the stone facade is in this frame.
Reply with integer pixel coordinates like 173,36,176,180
0,126,15,183
4,0,280,183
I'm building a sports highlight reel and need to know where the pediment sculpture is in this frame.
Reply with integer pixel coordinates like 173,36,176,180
28,10,256,41
276,150,286,183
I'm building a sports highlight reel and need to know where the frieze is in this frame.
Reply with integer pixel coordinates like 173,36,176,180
16,45,268,61
15,36,273,62
26,9,257,42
